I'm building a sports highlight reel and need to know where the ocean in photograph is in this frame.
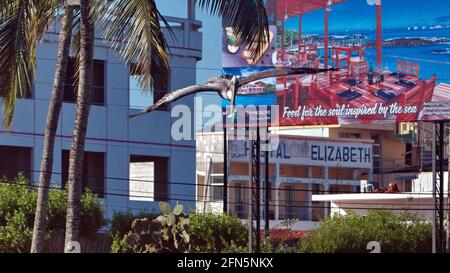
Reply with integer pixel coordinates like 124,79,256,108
306,27,450,83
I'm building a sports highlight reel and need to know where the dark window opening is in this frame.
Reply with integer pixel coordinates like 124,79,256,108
234,183,245,218
63,58,105,105
211,185,223,202
284,185,294,219
371,135,381,174
405,143,413,166
210,177,223,202
129,155,169,202
338,132,361,139
0,146,32,180
62,150,105,197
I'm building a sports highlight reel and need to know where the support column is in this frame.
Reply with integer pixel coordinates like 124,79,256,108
323,167,330,218
281,18,285,62
307,184,312,221
274,163,280,220
307,167,313,221
368,167,374,182
324,9,329,69
223,126,228,213
264,131,270,234
187,0,195,20
298,14,303,49
376,0,382,70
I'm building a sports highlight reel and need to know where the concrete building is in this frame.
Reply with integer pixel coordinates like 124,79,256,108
275,122,427,190
196,131,373,223
195,120,444,226
0,1,202,218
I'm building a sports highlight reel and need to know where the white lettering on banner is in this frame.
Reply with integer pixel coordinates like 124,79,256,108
229,139,372,169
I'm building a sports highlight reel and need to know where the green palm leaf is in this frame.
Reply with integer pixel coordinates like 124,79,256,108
0,0,61,128
196,0,270,62
97,0,171,90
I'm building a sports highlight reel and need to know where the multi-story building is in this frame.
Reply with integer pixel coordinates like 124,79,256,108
195,121,440,224
0,2,202,219
196,131,374,223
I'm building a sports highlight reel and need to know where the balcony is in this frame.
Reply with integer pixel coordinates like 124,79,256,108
162,16,203,60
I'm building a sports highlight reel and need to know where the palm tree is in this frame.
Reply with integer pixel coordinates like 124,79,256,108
63,0,93,251
0,0,74,253
31,4,75,253
63,0,270,250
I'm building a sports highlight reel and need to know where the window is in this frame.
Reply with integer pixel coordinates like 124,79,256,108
371,135,381,174
338,132,360,139
210,177,223,202
0,146,32,180
62,150,105,197
405,143,413,166
234,183,245,218
404,180,412,192
129,155,169,202
329,185,340,193
211,185,223,202
129,64,169,110
63,58,105,105
312,184,321,195
284,184,295,219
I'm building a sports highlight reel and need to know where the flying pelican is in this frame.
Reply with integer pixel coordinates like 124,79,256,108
127,67,335,119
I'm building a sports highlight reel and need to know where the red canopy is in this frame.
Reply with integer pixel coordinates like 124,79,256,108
268,0,348,19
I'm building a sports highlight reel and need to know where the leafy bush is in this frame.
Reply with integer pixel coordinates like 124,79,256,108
189,212,248,253
112,208,249,253
109,209,158,239
0,174,106,253
113,202,190,253
297,211,432,253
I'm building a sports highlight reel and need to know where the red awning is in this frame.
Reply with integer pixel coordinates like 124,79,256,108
269,0,348,19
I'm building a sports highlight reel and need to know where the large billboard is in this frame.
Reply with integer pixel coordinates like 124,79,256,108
221,0,450,126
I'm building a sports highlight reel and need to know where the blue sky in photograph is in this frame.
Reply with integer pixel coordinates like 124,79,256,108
284,0,450,33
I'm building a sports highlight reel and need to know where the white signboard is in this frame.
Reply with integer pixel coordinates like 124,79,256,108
129,162,154,201
229,138,372,169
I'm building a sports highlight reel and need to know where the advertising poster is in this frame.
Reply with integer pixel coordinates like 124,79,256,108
222,0,450,127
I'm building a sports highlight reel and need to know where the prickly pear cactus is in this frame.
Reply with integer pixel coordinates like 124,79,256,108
120,202,190,253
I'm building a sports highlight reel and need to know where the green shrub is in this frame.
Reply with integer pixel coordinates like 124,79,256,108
113,202,190,253
112,208,249,253
297,211,432,253
189,212,248,253
110,209,159,253
0,174,106,253
109,209,158,238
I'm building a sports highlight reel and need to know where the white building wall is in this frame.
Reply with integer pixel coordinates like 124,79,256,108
412,172,449,193
0,4,202,219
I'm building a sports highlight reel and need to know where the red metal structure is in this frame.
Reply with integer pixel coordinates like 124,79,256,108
274,0,384,72
376,0,383,69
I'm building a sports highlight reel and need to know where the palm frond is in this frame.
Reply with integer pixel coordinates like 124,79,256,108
0,0,36,127
97,0,171,90
0,0,61,128
196,0,270,62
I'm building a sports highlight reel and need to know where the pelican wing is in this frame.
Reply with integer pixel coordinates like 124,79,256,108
238,67,335,86
128,85,220,118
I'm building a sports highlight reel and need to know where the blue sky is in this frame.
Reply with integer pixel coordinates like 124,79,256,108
284,0,450,33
